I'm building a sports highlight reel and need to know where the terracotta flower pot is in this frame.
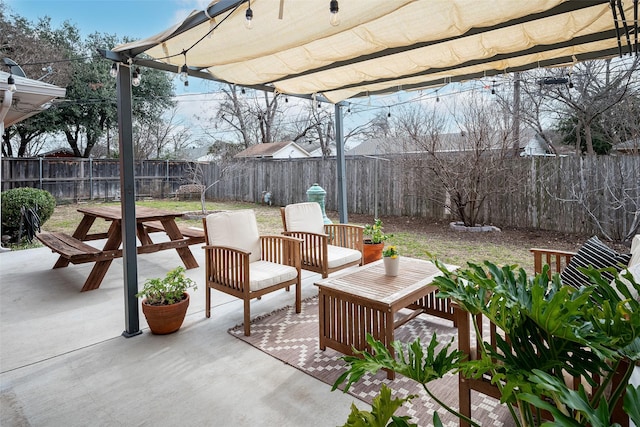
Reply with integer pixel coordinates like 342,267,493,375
363,241,384,264
141,293,190,335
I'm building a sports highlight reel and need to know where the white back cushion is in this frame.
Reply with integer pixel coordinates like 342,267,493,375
205,210,261,263
284,202,325,234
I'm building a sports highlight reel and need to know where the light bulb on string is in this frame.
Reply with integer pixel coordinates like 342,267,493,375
436,90,440,102
109,63,118,78
179,64,189,83
329,0,340,26
245,0,253,29
7,75,17,92
132,68,141,87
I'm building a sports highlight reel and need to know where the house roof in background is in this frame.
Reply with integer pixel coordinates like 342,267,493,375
234,141,310,158
113,1,638,103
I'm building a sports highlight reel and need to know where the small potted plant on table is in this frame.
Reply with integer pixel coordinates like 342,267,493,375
363,218,392,264
382,245,399,276
136,266,198,335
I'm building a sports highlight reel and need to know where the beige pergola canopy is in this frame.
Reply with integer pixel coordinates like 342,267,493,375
106,0,639,337
113,0,637,103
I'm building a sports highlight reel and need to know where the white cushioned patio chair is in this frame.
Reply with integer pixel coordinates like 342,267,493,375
203,209,302,336
280,202,363,278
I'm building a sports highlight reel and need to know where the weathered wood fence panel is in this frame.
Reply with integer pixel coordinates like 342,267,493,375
1,158,194,201
2,155,638,237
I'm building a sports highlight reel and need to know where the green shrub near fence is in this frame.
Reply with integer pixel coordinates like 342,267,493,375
1,187,56,243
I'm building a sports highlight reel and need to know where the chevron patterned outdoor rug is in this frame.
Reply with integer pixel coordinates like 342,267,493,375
229,296,515,427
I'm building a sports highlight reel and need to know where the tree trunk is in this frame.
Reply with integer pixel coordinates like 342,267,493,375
584,124,595,156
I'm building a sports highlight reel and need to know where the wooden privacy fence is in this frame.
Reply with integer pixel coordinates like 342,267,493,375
2,155,638,237
1,158,194,201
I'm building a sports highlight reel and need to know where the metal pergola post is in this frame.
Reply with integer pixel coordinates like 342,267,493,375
116,62,142,338
335,103,348,224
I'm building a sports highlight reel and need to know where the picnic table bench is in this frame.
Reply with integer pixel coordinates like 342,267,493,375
37,232,104,265
142,221,205,240
37,206,204,292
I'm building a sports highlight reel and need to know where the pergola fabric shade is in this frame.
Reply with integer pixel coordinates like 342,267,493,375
108,0,639,336
113,0,637,103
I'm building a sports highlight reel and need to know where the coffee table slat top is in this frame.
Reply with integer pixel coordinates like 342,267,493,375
315,258,443,305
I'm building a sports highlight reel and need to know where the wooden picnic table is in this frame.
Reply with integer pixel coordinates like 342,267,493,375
37,206,205,292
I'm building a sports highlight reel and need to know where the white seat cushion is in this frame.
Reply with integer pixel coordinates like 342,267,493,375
248,260,298,291
205,210,262,263
284,202,325,234
326,244,362,269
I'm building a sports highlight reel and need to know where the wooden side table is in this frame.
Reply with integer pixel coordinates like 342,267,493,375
315,257,454,379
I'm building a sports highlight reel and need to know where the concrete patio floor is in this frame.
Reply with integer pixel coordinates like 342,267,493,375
0,240,356,426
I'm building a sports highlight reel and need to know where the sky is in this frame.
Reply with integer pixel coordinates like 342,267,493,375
4,0,207,40
4,0,217,94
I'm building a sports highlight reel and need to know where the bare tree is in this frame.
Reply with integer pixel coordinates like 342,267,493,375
183,160,239,214
397,94,518,227
130,108,194,159
213,85,287,148
543,59,639,155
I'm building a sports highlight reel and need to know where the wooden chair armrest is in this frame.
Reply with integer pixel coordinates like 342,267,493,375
530,248,577,257
530,248,576,275
260,235,302,267
203,244,251,256
325,224,364,251
282,230,328,249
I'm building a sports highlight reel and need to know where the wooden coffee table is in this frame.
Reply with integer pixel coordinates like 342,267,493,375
315,257,455,379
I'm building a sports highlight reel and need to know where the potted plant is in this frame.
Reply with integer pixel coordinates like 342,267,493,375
382,245,399,276
333,261,640,427
362,218,392,264
136,266,198,335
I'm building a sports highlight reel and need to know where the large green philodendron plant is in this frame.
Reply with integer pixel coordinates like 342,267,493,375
333,260,640,427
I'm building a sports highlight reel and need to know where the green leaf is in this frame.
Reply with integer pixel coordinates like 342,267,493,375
624,384,640,427
340,384,417,427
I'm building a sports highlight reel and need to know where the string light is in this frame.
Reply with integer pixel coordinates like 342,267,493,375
179,52,189,87
245,0,253,29
387,107,391,117
132,68,141,87
436,89,440,102
491,80,496,95
109,63,118,78
329,0,340,26
7,75,17,92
